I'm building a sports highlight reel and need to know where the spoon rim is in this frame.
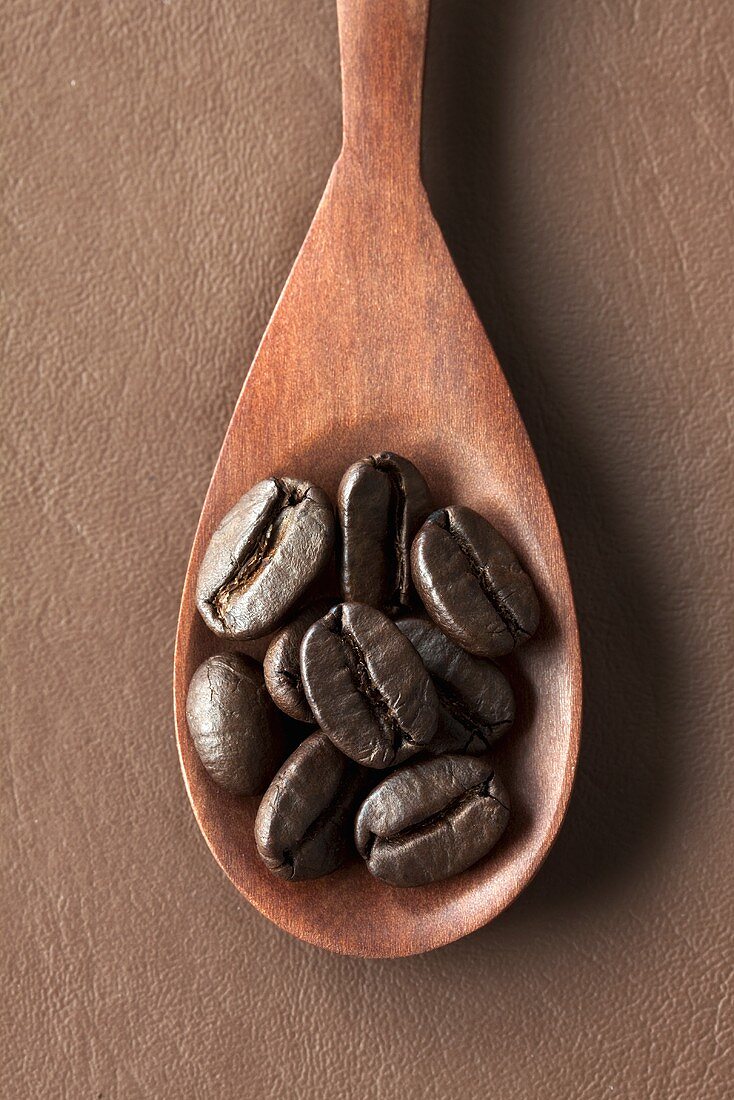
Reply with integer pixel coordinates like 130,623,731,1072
172,147,583,957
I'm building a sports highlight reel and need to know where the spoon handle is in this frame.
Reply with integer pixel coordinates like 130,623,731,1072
337,0,430,176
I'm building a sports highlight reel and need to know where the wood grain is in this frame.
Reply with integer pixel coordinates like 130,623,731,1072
173,0,581,957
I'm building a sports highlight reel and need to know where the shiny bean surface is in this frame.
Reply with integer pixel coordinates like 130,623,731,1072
196,477,334,640
397,617,515,754
338,452,432,614
186,653,283,795
355,755,510,887
301,602,438,768
255,733,363,880
263,599,332,722
411,505,540,657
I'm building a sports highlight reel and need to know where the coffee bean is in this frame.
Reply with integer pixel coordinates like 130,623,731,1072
196,477,334,640
263,599,333,722
186,653,284,796
355,755,510,886
300,602,439,768
411,506,540,658
396,617,515,754
254,732,363,880
338,452,432,614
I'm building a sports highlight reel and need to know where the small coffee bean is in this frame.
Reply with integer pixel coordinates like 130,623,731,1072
186,653,284,795
300,602,439,768
411,506,540,658
355,755,510,887
255,732,363,880
338,452,432,614
263,599,333,722
397,617,515,754
196,477,334,640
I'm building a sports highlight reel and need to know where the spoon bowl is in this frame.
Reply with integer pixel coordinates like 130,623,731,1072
174,0,581,957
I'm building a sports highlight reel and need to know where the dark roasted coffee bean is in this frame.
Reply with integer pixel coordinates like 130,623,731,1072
255,732,363,880
397,617,515,754
186,653,284,795
300,602,438,768
338,452,432,614
355,755,510,887
196,477,334,640
411,505,540,658
263,599,333,722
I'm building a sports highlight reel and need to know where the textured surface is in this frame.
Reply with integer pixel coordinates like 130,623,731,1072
2,0,732,1095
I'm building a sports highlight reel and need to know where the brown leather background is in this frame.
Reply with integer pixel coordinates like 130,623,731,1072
3,1,732,1096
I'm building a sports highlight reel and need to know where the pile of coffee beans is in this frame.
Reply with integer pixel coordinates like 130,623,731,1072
186,452,540,887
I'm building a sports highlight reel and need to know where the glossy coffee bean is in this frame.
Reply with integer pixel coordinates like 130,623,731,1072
397,617,515,754
355,755,510,887
300,602,439,769
411,505,540,658
186,653,284,795
338,452,432,614
263,599,333,722
196,477,334,640
254,732,363,880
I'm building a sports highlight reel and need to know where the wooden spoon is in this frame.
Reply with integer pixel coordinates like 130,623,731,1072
174,0,581,957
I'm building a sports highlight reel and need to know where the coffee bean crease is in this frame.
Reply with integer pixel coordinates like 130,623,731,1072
209,479,303,625
440,509,528,643
331,605,417,753
368,453,409,610
433,677,512,749
363,773,507,860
